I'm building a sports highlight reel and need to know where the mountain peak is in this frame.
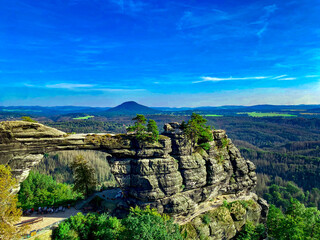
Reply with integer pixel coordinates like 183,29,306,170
104,101,159,115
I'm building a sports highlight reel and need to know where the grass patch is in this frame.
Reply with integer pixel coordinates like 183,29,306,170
205,114,223,117
237,112,297,117
73,115,94,120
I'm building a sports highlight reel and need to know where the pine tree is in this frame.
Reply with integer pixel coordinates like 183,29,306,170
0,165,27,240
147,119,159,142
183,113,213,147
71,155,97,197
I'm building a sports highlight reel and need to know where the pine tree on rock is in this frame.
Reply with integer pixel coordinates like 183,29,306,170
147,119,159,142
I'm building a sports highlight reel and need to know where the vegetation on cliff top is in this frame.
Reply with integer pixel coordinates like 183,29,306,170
181,113,213,150
127,114,159,142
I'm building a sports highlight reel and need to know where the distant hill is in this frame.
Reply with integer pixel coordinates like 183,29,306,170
102,101,160,116
0,106,110,116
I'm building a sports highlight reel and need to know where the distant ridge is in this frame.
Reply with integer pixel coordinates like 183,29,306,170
103,101,159,116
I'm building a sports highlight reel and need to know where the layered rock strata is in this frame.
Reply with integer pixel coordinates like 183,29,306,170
0,121,268,238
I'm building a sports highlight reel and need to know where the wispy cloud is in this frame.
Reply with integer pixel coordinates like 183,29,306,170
193,76,268,83
46,83,94,89
177,9,229,30
272,75,287,79
277,77,297,80
32,82,145,92
92,88,145,92
109,0,147,14
256,4,278,38
305,75,320,78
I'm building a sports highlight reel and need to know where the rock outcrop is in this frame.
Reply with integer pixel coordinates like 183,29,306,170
0,121,268,239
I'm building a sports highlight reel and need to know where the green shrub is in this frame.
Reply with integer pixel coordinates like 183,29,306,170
199,142,211,151
18,171,83,209
236,221,265,240
53,206,183,240
202,214,211,224
21,116,37,123
221,138,229,148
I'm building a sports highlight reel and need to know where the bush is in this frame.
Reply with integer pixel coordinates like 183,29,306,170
53,206,183,240
21,116,37,123
18,171,83,209
236,221,265,240
199,142,211,151
202,214,211,224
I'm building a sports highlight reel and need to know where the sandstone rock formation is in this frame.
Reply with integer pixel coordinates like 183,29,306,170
0,121,268,239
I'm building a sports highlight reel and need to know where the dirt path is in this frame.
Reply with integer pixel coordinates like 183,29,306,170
20,207,81,232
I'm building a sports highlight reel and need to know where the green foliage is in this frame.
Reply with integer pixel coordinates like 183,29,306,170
267,199,320,240
199,142,211,151
127,114,159,142
21,116,37,123
202,214,211,225
53,206,183,240
18,171,82,209
217,154,225,164
221,138,229,148
53,212,123,240
257,175,320,211
147,119,159,142
71,155,97,197
132,114,147,124
0,165,28,240
34,150,118,187
236,221,265,240
183,113,213,148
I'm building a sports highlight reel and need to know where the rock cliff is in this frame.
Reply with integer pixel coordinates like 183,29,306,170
0,121,268,239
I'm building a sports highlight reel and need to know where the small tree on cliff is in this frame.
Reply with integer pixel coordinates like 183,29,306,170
71,155,97,197
147,119,159,142
0,165,27,240
127,114,159,142
127,114,147,140
21,116,37,123
182,113,213,149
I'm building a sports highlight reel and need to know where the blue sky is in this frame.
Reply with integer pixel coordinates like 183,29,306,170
0,0,319,107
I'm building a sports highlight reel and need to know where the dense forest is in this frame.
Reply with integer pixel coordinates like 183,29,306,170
35,150,118,187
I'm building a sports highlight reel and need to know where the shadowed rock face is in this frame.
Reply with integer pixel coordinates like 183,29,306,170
0,121,268,237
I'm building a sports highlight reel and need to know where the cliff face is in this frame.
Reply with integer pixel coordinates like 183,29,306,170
0,121,268,239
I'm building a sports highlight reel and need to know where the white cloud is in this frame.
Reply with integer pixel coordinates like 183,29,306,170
193,76,268,83
272,75,287,79
277,77,297,80
305,75,320,78
46,83,94,89
44,83,144,92
92,88,145,92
